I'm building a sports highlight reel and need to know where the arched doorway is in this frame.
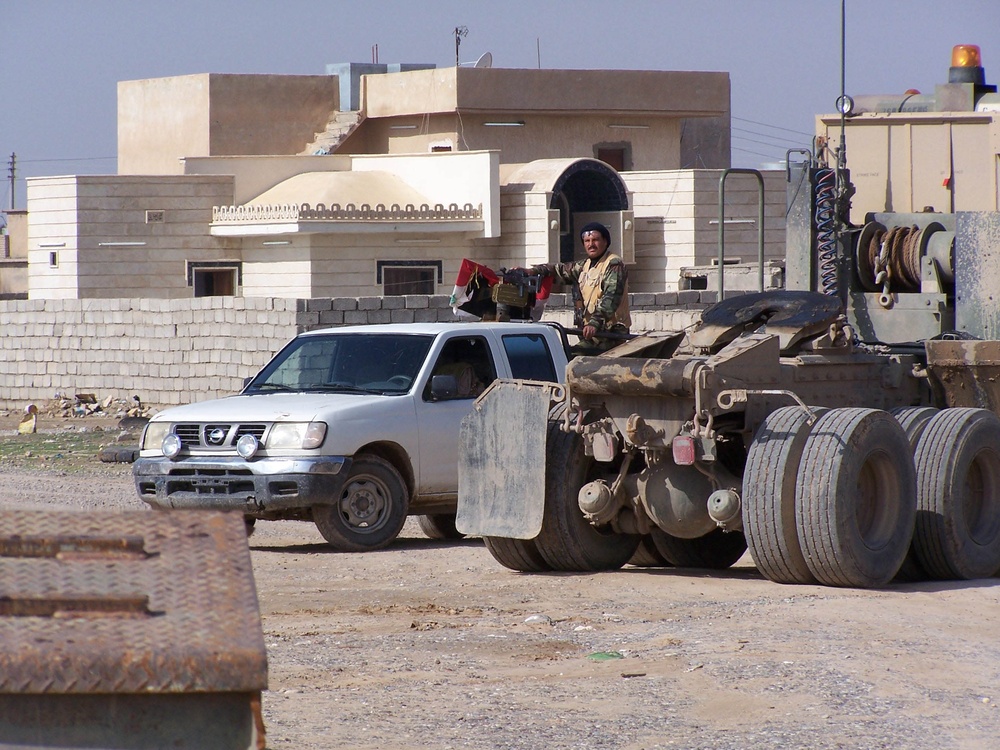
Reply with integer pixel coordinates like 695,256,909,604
500,158,633,266
550,160,629,262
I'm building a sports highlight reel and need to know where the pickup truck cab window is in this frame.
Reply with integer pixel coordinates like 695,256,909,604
423,335,497,401
502,333,558,382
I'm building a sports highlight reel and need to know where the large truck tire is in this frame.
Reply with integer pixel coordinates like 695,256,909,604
313,454,409,552
743,406,826,584
532,423,639,571
795,408,916,588
483,536,552,572
650,527,747,569
418,514,466,540
628,535,673,567
889,407,939,583
913,408,1000,579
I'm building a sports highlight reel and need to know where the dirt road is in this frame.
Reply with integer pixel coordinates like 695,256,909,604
0,452,997,749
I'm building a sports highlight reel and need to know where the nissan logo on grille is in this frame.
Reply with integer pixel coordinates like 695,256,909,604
206,427,228,446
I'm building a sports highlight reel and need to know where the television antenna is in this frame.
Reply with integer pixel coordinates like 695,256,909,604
454,26,468,67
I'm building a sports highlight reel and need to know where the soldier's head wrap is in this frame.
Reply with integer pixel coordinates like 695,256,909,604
579,222,611,245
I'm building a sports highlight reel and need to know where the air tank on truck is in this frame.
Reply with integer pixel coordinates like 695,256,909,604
456,44,1000,589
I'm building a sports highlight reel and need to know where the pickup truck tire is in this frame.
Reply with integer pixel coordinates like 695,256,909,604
483,536,551,572
417,514,466,540
743,406,824,584
532,423,639,572
795,408,916,588
650,527,747,569
913,408,1000,579
312,454,409,552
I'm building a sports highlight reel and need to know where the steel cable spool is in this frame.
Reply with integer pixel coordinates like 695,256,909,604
856,222,924,293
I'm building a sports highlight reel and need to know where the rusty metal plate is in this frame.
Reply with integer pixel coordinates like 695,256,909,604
926,338,1000,411
0,509,267,695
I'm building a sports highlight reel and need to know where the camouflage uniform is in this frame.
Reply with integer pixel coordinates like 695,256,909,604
533,252,630,353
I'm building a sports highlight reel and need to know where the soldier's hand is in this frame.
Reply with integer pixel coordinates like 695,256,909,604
582,324,597,341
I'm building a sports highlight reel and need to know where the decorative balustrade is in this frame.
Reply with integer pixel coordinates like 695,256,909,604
213,202,483,224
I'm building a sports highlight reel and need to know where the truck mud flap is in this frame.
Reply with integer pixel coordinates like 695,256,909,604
456,379,562,539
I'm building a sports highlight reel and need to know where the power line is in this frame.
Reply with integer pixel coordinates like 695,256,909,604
17,156,117,164
732,116,813,139
732,145,788,162
732,125,808,147
732,133,804,152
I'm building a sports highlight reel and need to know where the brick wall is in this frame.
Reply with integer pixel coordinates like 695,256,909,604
0,291,716,410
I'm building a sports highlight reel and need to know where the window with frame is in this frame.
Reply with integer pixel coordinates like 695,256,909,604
377,260,442,296
188,261,242,297
423,336,497,401
595,144,630,172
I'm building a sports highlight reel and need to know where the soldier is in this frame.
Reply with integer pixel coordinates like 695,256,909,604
524,221,630,354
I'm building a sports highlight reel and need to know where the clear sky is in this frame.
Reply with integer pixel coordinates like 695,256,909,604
2,0,998,210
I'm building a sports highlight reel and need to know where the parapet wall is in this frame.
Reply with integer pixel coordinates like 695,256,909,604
0,291,716,410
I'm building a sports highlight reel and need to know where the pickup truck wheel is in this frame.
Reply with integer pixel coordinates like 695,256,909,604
313,455,409,552
418,514,466,540
913,408,1000,579
483,536,551,572
650,527,747,569
744,406,825,584
532,423,639,571
795,408,916,588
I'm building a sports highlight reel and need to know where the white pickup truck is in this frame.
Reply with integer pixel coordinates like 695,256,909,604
133,322,569,551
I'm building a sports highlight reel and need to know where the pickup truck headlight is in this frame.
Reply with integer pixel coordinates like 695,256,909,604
266,422,327,450
141,421,172,452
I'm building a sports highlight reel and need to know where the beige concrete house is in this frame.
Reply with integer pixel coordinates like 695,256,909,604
22,64,788,300
0,211,27,298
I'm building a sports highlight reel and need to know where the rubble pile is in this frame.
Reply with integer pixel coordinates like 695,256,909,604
39,393,154,421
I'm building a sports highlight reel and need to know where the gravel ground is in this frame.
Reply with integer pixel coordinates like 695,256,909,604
0,418,998,749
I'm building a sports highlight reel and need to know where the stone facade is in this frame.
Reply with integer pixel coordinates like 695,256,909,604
623,169,787,293
0,293,717,410
27,175,237,299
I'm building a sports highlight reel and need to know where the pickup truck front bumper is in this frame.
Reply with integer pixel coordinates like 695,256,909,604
133,455,352,514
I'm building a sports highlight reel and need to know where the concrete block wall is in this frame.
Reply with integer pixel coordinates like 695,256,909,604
0,291,717,410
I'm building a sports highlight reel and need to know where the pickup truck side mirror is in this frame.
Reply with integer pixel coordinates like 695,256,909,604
430,374,459,401
243,377,254,388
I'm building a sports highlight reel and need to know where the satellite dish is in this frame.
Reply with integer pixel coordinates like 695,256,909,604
474,51,493,68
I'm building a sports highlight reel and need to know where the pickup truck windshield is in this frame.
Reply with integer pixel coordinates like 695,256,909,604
245,333,434,395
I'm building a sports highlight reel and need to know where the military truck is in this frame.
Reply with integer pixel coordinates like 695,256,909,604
456,44,1000,588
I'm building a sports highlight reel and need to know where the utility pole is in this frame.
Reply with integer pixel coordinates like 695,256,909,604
454,26,468,67
7,153,14,210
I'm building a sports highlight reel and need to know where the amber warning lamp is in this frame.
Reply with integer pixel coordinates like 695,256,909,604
949,44,985,85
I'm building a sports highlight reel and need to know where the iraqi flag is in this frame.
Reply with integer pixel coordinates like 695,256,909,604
450,259,500,318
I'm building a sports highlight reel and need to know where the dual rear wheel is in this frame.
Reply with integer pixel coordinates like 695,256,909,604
744,406,1000,587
